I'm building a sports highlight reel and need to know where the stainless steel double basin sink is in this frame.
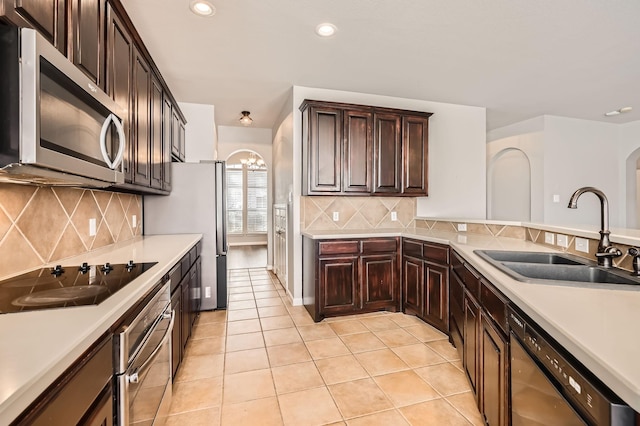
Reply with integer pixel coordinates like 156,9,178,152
474,250,640,286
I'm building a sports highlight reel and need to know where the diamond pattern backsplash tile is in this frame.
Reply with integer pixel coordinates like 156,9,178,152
302,196,416,230
0,183,142,279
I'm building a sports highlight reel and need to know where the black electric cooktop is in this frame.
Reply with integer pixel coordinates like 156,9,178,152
0,261,157,314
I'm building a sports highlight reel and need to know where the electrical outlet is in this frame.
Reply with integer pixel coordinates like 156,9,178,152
553,194,560,203
544,232,555,245
89,218,96,236
457,223,467,232
457,235,468,244
132,215,137,227
557,234,569,248
332,212,339,221
575,237,589,253
205,286,211,298
390,211,398,221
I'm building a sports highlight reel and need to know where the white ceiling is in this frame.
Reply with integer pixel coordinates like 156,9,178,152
121,0,640,131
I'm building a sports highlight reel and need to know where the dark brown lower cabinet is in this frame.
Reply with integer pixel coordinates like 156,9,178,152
402,255,424,316
424,261,448,331
480,313,509,426
303,237,399,322
464,290,480,400
80,384,113,426
180,274,190,349
401,239,449,334
170,288,182,379
450,249,510,426
361,254,398,311
318,256,359,317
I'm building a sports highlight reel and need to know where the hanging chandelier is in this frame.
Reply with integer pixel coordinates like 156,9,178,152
240,152,266,169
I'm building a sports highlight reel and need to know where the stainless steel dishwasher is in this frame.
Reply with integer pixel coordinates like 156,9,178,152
508,306,634,425
114,281,174,425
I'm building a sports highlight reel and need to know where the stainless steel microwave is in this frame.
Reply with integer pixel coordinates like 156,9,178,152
0,26,125,187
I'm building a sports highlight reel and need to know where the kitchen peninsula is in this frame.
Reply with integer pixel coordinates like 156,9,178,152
302,223,640,421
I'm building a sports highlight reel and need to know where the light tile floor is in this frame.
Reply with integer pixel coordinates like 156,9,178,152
166,267,484,426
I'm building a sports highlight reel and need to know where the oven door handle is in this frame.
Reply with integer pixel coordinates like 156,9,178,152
127,309,175,384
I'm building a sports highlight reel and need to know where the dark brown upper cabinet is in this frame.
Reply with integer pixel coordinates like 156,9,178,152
301,100,432,196
69,0,105,86
150,72,163,190
132,47,151,187
1,0,67,52
373,112,402,194
105,1,132,182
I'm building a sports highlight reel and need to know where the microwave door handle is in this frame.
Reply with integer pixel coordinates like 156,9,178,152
99,114,126,170
126,309,175,384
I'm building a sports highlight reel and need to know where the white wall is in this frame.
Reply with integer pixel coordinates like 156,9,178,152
178,102,216,162
271,90,294,295
488,115,635,229
217,126,274,267
618,121,640,228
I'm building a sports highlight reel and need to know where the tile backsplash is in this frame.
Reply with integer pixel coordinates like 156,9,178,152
302,196,416,230
0,183,141,279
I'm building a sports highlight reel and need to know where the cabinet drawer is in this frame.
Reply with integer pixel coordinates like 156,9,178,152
319,241,360,255
180,253,191,278
168,263,182,294
424,242,449,264
189,245,198,264
402,239,423,258
450,271,465,309
480,279,509,334
451,250,465,278
361,238,397,254
462,263,481,300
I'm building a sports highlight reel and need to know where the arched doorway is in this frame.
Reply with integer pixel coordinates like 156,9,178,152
487,148,531,221
225,150,268,269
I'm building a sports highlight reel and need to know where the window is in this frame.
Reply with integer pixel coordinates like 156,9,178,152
226,155,267,235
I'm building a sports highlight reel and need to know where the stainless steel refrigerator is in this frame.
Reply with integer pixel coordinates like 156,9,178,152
144,161,227,310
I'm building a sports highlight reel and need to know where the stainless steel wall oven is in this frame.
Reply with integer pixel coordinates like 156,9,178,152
114,282,173,425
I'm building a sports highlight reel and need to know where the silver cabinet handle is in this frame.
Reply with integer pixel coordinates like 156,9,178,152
99,113,126,170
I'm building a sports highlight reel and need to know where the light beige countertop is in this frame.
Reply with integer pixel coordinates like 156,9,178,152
302,228,640,412
0,234,202,424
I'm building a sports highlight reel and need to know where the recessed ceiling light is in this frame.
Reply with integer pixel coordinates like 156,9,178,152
316,23,337,37
190,0,216,16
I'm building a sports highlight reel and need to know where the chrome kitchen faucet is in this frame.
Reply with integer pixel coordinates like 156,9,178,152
567,187,622,268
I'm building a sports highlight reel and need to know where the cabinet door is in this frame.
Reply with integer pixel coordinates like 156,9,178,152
480,313,509,426
343,108,372,193
132,48,151,187
424,261,449,333
402,115,429,195
170,289,182,378
69,0,104,86
361,254,398,311
306,105,342,193
171,108,180,159
161,96,172,191
402,255,424,317
81,384,113,426
105,3,132,182
190,258,201,325
319,256,358,316
150,73,163,189
464,291,480,400
372,112,401,194
6,0,66,51
181,276,190,349
178,120,186,161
